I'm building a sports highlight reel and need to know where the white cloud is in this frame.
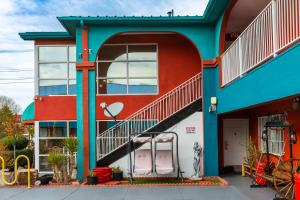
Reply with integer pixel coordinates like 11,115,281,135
0,0,209,112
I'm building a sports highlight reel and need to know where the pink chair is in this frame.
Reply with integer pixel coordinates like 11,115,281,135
133,149,153,175
155,150,174,174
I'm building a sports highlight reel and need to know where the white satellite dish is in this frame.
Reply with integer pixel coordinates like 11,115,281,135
103,102,124,118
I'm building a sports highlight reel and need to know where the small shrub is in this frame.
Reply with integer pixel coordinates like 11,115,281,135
0,149,33,169
47,148,67,183
112,166,122,173
0,135,29,150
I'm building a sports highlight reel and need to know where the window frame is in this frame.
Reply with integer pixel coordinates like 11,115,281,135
38,120,77,173
258,115,285,156
36,45,76,96
96,43,159,96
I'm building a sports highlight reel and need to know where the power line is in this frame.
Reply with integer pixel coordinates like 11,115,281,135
0,78,33,80
0,69,33,72
0,81,33,84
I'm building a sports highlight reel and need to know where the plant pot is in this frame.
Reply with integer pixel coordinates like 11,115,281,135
112,172,123,181
87,176,98,185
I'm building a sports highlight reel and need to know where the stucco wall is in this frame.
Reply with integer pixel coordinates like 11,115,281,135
109,112,203,178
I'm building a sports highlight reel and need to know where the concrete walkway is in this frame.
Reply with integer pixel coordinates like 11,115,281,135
0,175,275,200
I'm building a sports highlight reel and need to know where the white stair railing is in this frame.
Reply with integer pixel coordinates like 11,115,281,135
221,0,300,86
96,72,202,160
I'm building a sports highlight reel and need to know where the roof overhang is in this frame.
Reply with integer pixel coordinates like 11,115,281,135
19,32,73,41
18,0,230,41
21,102,35,124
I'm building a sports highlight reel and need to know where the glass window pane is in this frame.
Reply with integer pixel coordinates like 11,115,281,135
39,139,64,154
39,80,67,96
98,62,127,78
97,121,118,134
39,156,52,172
69,46,76,62
39,63,67,79
98,45,127,61
39,122,67,137
69,63,76,79
69,121,77,137
128,79,157,94
98,79,127,94
128,45,156,61
128,62,157,77
39,46,67,62
69,79,76,95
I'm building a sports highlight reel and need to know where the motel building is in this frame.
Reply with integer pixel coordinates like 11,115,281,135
19,0,300,195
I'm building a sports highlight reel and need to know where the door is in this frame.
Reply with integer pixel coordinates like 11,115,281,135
223,119,249,168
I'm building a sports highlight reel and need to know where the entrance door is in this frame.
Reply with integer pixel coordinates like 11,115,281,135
223,119,249,169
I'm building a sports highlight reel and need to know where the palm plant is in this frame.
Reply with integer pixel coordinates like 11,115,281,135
47,148,66,183
62,137,78,180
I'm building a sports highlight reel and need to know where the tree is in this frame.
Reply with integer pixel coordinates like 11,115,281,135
0,95,21,114
0,105,23,139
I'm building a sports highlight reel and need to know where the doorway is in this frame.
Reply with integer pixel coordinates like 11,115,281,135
223,119,249,173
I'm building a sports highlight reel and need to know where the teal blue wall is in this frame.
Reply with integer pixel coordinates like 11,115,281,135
76,70,84,180
74,19,229,177
218,43,300,114
89,70,96,171
203,67,219,176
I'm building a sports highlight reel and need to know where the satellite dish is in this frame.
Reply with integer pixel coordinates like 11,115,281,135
103,102,124,118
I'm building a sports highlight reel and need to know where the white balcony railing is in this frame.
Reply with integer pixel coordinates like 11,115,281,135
96,73,202,161
221,0,300,86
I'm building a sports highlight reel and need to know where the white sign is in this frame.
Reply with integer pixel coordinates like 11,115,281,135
186,127,196,134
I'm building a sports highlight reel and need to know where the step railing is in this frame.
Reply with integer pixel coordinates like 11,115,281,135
221,0,300,86
96,72,202,160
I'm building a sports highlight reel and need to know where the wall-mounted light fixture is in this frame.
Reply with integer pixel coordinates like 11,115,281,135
209,97,217,113
292,97,300,111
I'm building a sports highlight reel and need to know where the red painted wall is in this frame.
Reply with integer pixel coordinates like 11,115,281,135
34,34,202,121
35,96,77,120
96,34,202,120
219,96,300,170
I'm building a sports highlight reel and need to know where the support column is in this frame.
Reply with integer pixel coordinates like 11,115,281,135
76,24,96,180
203,60,219,176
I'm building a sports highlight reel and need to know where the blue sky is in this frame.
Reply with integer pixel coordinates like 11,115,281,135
0,0,209,112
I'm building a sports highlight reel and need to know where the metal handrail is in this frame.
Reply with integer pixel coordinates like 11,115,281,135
221,0,300,86
96,72,202,160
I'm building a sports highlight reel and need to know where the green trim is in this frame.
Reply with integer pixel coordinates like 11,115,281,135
19,32,73,40
21,102,34,121
76,71,84,180
88,70,96,171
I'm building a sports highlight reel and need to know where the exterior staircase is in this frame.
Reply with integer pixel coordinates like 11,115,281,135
96,72,202,166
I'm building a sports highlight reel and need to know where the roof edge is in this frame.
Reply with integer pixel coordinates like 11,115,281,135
19,32,73,41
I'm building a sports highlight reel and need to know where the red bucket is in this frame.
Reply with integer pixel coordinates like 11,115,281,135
255,162,267,185
93,167,112,182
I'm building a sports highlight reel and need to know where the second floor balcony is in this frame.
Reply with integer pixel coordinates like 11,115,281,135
221,0,300,86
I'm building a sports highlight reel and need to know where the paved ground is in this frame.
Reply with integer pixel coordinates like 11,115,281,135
0,175,275,200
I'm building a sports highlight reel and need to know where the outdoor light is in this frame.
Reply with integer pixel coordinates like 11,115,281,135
209,97,217,113
262,129,268,141
290,130,297,144
292,97,300,111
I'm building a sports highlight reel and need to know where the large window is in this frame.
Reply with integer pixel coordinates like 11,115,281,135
39,121,77,172
258,115,285,156
96,44,158,95
38,46,76,96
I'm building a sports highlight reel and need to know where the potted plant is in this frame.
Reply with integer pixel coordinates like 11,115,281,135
112,166,123,181
87,171,98,185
